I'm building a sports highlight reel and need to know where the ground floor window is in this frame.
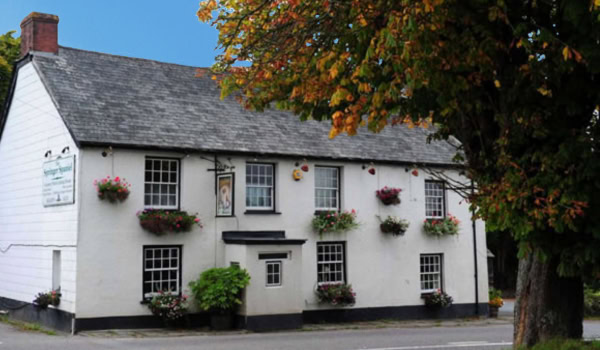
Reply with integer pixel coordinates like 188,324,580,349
266,261,282,287
420,254,442,293
143,246,181,299
317,242,345,284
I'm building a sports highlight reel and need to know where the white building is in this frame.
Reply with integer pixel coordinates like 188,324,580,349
0,12,489,332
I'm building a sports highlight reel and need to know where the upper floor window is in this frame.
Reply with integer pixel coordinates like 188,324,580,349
425,180,445,218
144,158,179,209
315,166,340,211
246,163,274,210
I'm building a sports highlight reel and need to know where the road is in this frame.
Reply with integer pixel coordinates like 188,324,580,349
1,321,600,350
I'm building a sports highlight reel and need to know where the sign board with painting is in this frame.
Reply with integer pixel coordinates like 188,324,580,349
42,155,75,207
216,173,234,217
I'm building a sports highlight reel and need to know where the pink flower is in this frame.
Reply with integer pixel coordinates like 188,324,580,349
114,176,120,182
351,209,356,214
176,224,181,228
194,218,200,223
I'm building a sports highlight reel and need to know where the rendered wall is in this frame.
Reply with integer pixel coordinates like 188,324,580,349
0,62,79,314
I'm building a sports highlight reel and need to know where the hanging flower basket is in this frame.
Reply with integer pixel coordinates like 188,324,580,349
312,210,359,236
94,176,131,203
137,209,202,235
375,186,402,205
379,216,410,236
423,215,460,237
316,283,356,306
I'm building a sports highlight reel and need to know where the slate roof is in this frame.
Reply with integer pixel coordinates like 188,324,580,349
29,47,459,166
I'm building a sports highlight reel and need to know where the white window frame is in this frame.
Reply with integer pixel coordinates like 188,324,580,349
143,246,181,299
425,180,445,219
317,242,345,285
420,254,443,293
144,157,179,209
315,166,340,211
245,163,275,210
266,260,282,287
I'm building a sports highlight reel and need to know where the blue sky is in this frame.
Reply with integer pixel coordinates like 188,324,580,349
0,0,220,67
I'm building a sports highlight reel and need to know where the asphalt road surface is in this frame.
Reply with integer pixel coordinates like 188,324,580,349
1,321,600,350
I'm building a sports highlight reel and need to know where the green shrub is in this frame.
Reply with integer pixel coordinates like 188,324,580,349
188,265,250,313
584,288,600,316
518,338,600,350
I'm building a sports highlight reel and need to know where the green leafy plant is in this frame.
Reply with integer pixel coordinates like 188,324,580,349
137,209,201,235
584,287,600,317
423,215,460,237
94,176,131,202
147,290,189,322
380,216,409,236
423,289,453,309
316,283,356,306
312,210,359,236
489,288,504,308
33,289,61,309
188,265,251,313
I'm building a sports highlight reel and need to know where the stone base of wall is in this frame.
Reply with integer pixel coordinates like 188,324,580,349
0,296,74,333
236,313,303,332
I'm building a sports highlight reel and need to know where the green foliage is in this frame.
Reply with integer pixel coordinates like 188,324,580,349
33,289,61,309
517,338,600,350
0,31,20,108
315,283,356,306
423,289,453,309
200,0,600,279
188,265,250,313
312,210,359,236
584,287,600,317
379,216,409,236
422,216,460,237
489,287,503,300
137,209,201,235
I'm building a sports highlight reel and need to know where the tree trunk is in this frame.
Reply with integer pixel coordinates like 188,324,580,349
513,253,584,347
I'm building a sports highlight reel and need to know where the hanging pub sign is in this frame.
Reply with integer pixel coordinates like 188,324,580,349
42,155,75,207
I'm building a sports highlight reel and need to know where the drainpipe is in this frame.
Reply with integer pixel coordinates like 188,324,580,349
471,180,479,315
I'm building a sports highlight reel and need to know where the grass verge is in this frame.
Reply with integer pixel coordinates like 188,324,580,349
518,338,600,350
0,315,56,336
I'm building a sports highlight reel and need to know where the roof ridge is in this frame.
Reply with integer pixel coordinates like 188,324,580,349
56,45,211,71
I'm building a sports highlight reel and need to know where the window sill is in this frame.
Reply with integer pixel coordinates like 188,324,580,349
140,299,150,305
244,210,281,215
314,210,340,215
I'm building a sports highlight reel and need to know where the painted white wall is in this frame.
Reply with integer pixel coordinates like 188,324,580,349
0,62,79,313
76,148,488,318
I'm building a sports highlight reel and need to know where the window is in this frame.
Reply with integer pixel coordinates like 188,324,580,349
425,181,445,218
144,158,179,209
315,166,340,210
143,246,181,299
317,242,345,284
420,254,442,293
246,163,274,210
52,250,61,290
266,261,282,287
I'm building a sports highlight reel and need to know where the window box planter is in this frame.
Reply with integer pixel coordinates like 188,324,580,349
423,289,453,309
147,291,189,327
379,216,409,236
316,283,356,307
312,210,359,236
33,289,61,309
94,176,131,203
423,215,460,237
375,186,402,205
137,209,201,235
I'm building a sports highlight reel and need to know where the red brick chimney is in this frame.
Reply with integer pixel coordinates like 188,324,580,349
20,12,59,57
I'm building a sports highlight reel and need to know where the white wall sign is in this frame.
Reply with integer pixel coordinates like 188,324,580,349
43,155,75,207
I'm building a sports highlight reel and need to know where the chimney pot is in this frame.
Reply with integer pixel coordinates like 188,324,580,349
20,12,59,57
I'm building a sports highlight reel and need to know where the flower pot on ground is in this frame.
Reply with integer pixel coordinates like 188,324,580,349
379,216,409,236
33,289,61,309
423,289,453,309
422,215,460,237
315,283,356,307
137,209,202,235
188,265,251,330
312,210,359,236
488,287,504,318
375,186,402,205
94,176,131,202
147,291,189,327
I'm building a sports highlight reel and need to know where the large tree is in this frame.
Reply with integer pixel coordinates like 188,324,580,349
0,31,20,109
198,0,600,346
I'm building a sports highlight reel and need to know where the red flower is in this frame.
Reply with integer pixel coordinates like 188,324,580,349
114,176,120,182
